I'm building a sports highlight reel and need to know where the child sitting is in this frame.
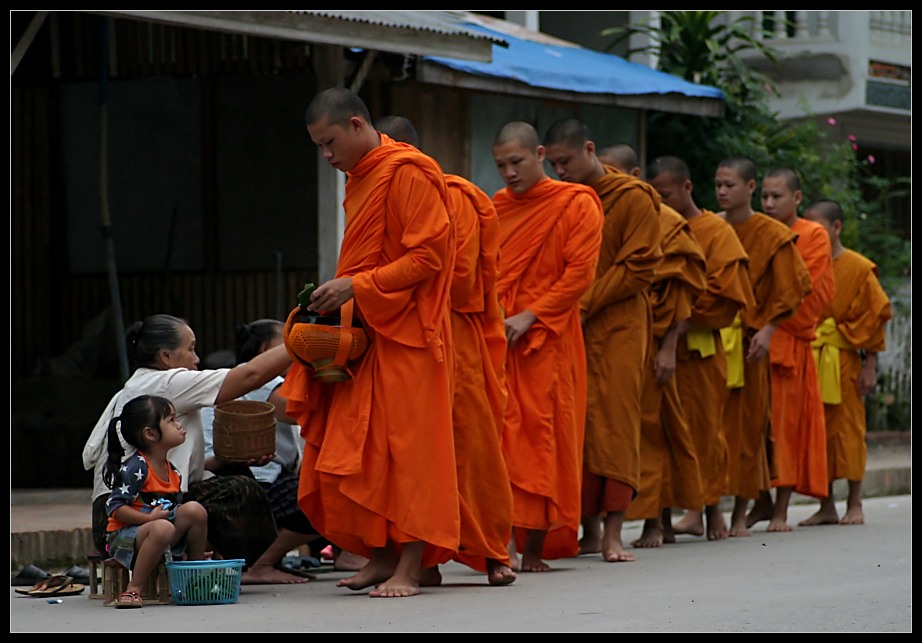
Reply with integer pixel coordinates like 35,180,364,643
103,394,209,608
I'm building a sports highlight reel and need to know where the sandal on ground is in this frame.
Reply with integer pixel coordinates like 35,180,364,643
114,590,143,608
15,574,73,596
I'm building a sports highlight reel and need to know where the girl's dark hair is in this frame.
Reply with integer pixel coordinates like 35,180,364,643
103,395,174,489
235,319,283,364
125,314,189,371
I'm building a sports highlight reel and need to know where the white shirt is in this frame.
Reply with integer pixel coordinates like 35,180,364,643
82,366,230,501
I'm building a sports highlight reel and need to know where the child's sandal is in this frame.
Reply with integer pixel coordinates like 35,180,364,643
114,590,143,608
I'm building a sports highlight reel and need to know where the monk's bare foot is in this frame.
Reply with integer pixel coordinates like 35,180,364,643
840,505,865,525
241,563,311,585
746,495,773,528
631,520,664,548
486,559,517,586
368,573,420,598
766,518,792,532
603,535,636,561
520,553,550,572
337,558,394,591
728,518,751,538
507,540,521,571
798,507,840,526
672,510,705,537
705,507,730,541
603,548,636,562
419,566,442,587
334,550,369,572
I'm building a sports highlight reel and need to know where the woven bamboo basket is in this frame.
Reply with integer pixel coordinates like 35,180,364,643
212,400,276,462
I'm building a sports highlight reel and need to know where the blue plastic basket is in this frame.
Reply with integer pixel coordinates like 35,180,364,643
165,559,245,605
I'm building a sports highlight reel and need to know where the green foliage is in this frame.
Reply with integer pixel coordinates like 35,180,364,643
607,11,912,433
604,11,911,295
602,10,779,112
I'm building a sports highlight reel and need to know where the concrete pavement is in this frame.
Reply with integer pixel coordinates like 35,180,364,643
11,433,911,572
10,494,912,632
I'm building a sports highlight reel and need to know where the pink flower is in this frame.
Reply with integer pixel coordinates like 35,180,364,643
868,154,876,164
827,117,837,126
848,134,857,142
851,143,859,151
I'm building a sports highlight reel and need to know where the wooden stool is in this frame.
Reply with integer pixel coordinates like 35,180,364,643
88,554,171,606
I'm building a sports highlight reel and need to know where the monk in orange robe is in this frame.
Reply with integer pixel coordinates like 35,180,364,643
492,121,603,572
715,156,812,538
281,88,459,598
544,128,661,563
801,199,892,526
596,147,707,549
646,155,755,542
374,114,516,585
744,168,836,532
627,200,707,547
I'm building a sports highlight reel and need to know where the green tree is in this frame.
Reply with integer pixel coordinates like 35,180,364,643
602,11,910,291
604,11,911,431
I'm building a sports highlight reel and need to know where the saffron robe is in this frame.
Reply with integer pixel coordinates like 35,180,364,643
674,210,755,506
445,174,514,571
494,177,603,560
816,249,891,481
769,217,836,498
627,204,707,520
581,166,663,504
281,135,460,567
724,213,812,499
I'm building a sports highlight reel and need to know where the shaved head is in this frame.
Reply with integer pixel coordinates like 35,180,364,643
544,118,591,150
375,114,420,148
493,121,541,150
598,144,639,173
305,87,372,129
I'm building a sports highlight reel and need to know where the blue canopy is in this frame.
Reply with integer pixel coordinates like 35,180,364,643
425,21,724,101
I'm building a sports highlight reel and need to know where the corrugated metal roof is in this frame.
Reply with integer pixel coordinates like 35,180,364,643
88,10,505,62
297,10,505,45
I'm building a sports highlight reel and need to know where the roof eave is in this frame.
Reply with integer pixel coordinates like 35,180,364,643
417,61,726,118
86,10,497,62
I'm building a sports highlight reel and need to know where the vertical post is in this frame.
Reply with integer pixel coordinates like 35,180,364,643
98,16,130,383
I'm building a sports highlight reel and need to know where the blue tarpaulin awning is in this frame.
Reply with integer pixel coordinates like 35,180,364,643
423,20,724,114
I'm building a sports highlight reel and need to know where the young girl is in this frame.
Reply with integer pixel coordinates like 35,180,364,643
103,394,209,608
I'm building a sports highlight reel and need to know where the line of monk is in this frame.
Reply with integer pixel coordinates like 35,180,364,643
281,88,892,598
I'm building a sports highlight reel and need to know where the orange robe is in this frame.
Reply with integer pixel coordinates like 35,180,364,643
724,213,812,500
581,166,663,507
494,177,603,560
627,204,707,520
769,217,836,498
674,210,755,506
281,135,460,567
815,249,891,482
444,174,513,572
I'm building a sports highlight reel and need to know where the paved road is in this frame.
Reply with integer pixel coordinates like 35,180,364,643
10,494,911,633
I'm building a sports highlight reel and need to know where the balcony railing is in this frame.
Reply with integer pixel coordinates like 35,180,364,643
728,10,911,47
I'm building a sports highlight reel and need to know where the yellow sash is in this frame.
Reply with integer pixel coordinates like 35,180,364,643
719,314,744,389
811,317,855,405
686,326,716,358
